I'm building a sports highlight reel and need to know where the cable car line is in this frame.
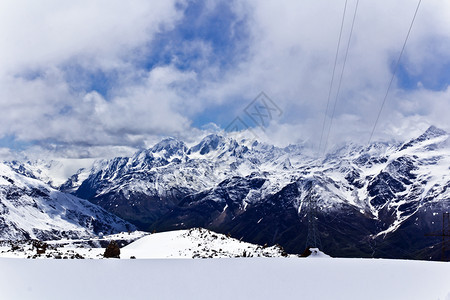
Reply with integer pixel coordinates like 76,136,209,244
322,0,360,154
318,0,349,154
368,0,422,144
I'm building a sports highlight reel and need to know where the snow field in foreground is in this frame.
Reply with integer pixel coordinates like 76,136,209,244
0,258,448,300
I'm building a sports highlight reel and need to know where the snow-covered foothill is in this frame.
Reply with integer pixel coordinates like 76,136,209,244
121,228,290,259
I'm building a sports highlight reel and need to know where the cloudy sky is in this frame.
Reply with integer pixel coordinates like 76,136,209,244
0,0,449,159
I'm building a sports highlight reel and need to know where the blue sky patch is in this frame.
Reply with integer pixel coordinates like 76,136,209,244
0,135,33,151
141,0,250,75
61,63,119,98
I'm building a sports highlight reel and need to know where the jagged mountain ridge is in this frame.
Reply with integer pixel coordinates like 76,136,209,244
0,162,135,240
62,134,306,228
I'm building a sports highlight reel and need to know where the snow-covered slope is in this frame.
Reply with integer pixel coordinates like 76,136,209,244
0,162,135,240
0,257,448,300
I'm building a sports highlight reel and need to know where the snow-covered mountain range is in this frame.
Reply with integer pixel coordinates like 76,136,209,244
2,126,449,260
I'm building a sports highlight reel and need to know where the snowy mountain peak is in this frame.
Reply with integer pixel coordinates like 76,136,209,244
187,134,251,160
151,137,188,159
400,126,448,151
133,149,155,164
421,125,447,139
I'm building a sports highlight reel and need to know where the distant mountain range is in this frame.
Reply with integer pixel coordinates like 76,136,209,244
2,126,449,260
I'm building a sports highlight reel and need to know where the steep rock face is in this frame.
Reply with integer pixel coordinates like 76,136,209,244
153,175,267,230
153,175,378,258
0,163,135,240
58,126,450,259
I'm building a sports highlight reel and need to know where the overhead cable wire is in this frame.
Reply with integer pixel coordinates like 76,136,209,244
318,0,349,154
322,0,360,154
368,0,422,144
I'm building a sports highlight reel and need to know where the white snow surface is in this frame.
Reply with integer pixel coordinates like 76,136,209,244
0,257,448,300
1,229,447,300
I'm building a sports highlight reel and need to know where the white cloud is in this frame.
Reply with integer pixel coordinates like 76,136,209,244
0,0,184,72
194,0,450,148
0,148,18,161
0,0,450,159
0,0,191,154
